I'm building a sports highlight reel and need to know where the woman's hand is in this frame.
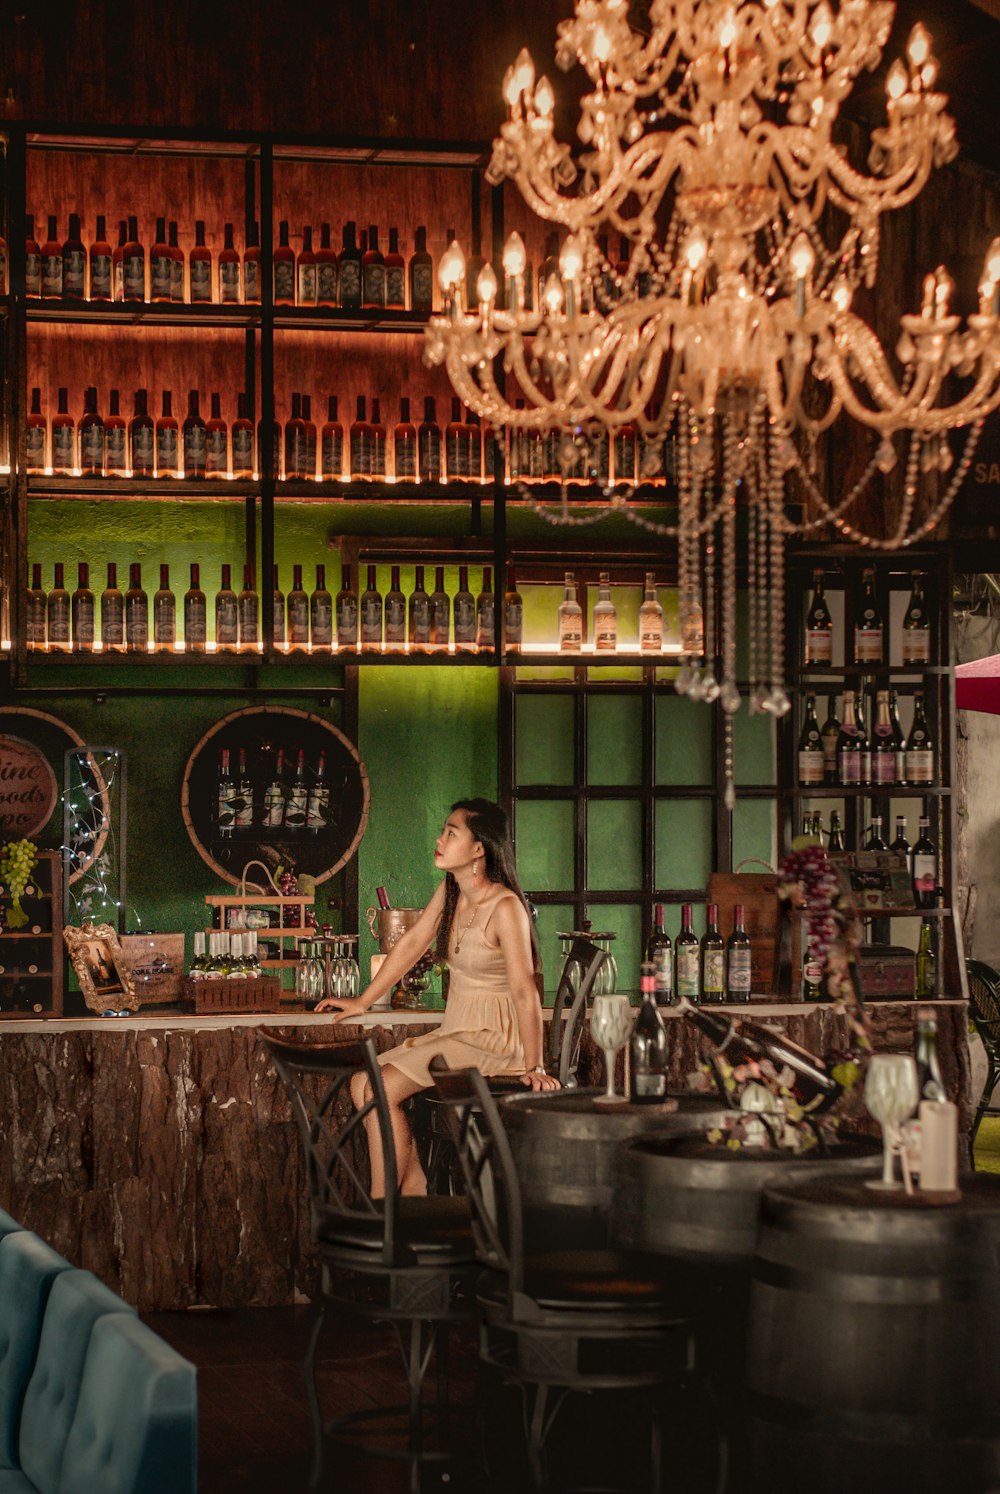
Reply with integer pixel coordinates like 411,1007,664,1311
520,1069,561,1092
315,996,369,1022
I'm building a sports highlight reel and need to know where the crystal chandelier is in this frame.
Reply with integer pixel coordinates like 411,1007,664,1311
425,0,1000,799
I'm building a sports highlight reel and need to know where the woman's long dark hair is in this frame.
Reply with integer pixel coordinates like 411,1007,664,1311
435,798,540,973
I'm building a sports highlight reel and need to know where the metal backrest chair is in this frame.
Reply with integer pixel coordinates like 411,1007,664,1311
545,936,608,1088
262,1033,475,1490
966,959,1000,1164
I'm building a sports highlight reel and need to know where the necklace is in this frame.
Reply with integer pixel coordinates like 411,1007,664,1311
453,892,489,954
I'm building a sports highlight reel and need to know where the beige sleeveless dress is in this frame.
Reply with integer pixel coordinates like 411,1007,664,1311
376,888,527,1089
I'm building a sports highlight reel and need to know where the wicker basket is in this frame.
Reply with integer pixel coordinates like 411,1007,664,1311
182,975,282,1014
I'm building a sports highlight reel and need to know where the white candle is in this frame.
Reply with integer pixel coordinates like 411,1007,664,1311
919,1099,958,1193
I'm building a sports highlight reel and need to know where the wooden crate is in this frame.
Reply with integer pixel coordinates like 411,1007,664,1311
182,975,282,1014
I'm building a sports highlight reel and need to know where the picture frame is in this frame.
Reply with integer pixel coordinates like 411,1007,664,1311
63,921,137,1014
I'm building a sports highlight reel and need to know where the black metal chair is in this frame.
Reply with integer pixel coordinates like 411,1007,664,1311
545,936,608,1087
966,959,1000,1166
262,1033,476,1490
430,1056,700,1494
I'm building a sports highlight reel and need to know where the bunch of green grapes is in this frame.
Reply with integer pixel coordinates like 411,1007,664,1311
0,839,39,928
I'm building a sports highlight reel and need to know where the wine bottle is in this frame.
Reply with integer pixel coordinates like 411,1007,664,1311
370,397,386,480
219,222,241,303
902,571,931,665
592,572,617,652
287,564,309,649
865,815,887,851
630,963,669,1103
47,562,70,652
890,815,910,861
802,939,824,1001
453,564,476,652
297,225,317,306
51,387,74,475
804,569,833,665
112,218,127,302
310,564,333,649
465,409,483,481
151,216,171,302
78,386,105,477
62,212,86,300
362,224,385,308
156,391,179,477
285,392,307,480
217,749,236,838
238,565,259,651
26,387,46,473
41,216,62,298
645,903,673,1006
286,752,309,829
26,563,46,648
797,694,824,786
613,416,638,486
418,397,442,482
915,921,937,1003
168,220,184,302
182,390,207,478
306,752,330,833
905,689,934,785
231,394,254,479
445,397,467,483
683,1006,843,1113
889,689,907,785
101,562,125,652
234,748,253,830
725,904,752,1003
350,395,371,481
25,214,41,298
409,226,434,313
338,221,362,309
639,572,663,655
122,215,145,302
429,566,450,650
853,566,883,665
273,220,295,306
360,564,383,652
871,688,897,787
828,810,845,852
376,885,391,910
384,565,406,652
271,565,285,650
505,565,523,653
700,902,725,1005
557,572,583,653
914,1007,945,1094
89,215,112,301
184,563,207,653
263,748,285,829
71,562,95,652
385,227,405,308
105,389,127,475
243,221,260,305
836,689,866,787
302,395,317,478
316,223,338,306
394,396,418,482
336,563,358,650
476,567,495,653
185,218,211,303
153,563,175,652
911,817,937,909
215,564,238,653
409,565,432,651
125,562,149,653
205,393,228,477
321,395,344,480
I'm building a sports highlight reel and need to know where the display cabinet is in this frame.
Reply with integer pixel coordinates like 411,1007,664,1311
0,849,63,1017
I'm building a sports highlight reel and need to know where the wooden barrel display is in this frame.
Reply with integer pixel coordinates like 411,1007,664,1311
499,1090,731,1252
182,706,370,886
747,1176,1000,1493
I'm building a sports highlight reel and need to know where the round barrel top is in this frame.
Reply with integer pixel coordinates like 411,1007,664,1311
628,1134,882,1167
764,1173,1000,1217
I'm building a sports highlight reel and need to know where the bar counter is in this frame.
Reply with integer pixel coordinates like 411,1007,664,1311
0,999,971,1311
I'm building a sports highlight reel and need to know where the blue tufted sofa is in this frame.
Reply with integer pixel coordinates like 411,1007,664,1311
0,1221,196,1494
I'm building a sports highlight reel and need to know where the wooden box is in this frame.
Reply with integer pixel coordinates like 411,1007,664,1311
119,933,186,1006
708,872,792,998
857,945,916,1000
182,975,282,1014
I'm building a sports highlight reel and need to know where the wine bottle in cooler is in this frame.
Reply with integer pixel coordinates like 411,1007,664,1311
287,564,309,650
725,904,752,1003
310,564,333,650
905,689,934,785
376,885,391,911
306,752,330,833
71,563,95,652
215,564,238,653
234,748,254,830
125,563,149,653
336,563,358,650
804,569,833,665
683,1006,843,1113
902,571,931,665
675,903,699,1003
153,563,176,653
700,903,725,1004
645,903,673,1006
797,694,824,787
263,749,285,829
101,562,125,652
630,963,669,1103
384,565,406,653
184,563,207,653
285,749,309,830
105,389,127,475
853,566,883,665
911,817,937,909
238,565,259,651
217,749,236,837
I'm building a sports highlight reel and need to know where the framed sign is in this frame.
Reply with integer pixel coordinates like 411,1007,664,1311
0,734,58,839
63,922,137,1014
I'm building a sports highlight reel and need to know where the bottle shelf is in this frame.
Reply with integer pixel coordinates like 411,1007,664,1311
277,478,490,502
793,664,949,679
28,477,261,500
26,299,260,329
791,785,950,797
273,306,430,333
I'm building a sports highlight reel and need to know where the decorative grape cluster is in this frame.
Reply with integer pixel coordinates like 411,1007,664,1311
278,868,301,926
0,839,39,929
780,843,840,965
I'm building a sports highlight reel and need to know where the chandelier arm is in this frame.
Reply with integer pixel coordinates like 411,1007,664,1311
825,422,984,550
826,142,939,218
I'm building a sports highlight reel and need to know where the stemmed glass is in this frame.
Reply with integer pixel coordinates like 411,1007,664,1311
864,1054,919,1191
590,994,633,1105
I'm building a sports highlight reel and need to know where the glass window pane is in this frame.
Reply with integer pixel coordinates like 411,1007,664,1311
587,696,643,785
655,695,712,786
516,799,575,891
516,695,575,785
733,798,777,873
586,904,642,996
588,800,643,890
534,903,577,1005
734,707,776,786
655,799,713,889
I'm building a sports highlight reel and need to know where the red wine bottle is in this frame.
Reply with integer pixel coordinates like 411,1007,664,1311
376,886,391,910
644,903,673,1006
684,1007,843,1114
629,963,669,1103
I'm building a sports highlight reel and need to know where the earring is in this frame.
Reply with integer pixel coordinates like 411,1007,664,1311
473,856,482,881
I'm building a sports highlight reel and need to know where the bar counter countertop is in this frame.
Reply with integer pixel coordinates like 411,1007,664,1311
0,999,972,1311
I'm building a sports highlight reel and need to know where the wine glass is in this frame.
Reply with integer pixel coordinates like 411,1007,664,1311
864,1054,919,1190
590,994,633,1104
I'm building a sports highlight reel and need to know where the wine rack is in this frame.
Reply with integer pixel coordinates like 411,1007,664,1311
0,851,64,1018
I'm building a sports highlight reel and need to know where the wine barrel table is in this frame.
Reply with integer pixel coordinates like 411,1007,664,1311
498,1089,731,1252
747,1175,1000,1494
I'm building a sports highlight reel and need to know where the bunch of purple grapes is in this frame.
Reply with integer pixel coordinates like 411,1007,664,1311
781,843,840,965
279,869,301,926
403,950,435,987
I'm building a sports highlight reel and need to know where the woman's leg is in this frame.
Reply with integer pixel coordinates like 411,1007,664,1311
350,1063,428,1197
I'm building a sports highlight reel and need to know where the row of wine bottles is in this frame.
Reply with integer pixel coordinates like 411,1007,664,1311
25,385,668,487
216,747,329,835
642,901,753,1006
804,568,932,667
798,689,934,787
798,809,939,908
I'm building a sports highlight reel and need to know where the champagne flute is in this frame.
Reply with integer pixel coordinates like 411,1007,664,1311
864,1054,919,1190
590,994,633,1104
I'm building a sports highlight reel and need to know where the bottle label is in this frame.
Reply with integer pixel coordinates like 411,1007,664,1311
27,598,46,644
184,426,207,472
26,252,41,296
184,599,207,645
151,254,172,299
854,626,883,662
384,596,406,642
220,261,240,302
263,786,284,828
297,263,317,304
132,424,154,469
88,252,111,298
339,261,361,305
239,596,259,644
594,619,617,651
727,949,752,994
216,597,238,643
317,262,338,303
272,597,285,645
652,948,672,998
838,747,861,785
902,625,930,663
558,612,582,650
47,599,70,643
386,265,405,307
285,786,308,830
872,746,897,786
64,248,85,296
311,596,333,646
42,254,62,296
798,750,824,785
336,596,358,646
102,598,124,646
157,427,179,472
913,853,936,902
363,263,385,305
446,434,468,481
26,426,45,467
244,258,259,302
640,619,663,653
274,260,294,301
322,430,343,479
430,600,450,645
306,786,330,831
124,252,144,300
53,424,75,469
702,949,724,995
412,262,433,308
153,600,176,644
190,259,211,301
217,786,236,834
361,598,382,644
676,947,699,999
206,430,228,474
73,598,95,646
233,784,253,829
805,628,832,664
505,597,523,646
169,258,184,301
232,427,253,472
351,429,373,478
418,430,442,481
906,747,934,783
288,596,309,643
477,596,495,649
454,596,476,643
634,1071,667,1099
286,429,310,477
395,436,416,479
410,597,431,644
125,596,148,648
